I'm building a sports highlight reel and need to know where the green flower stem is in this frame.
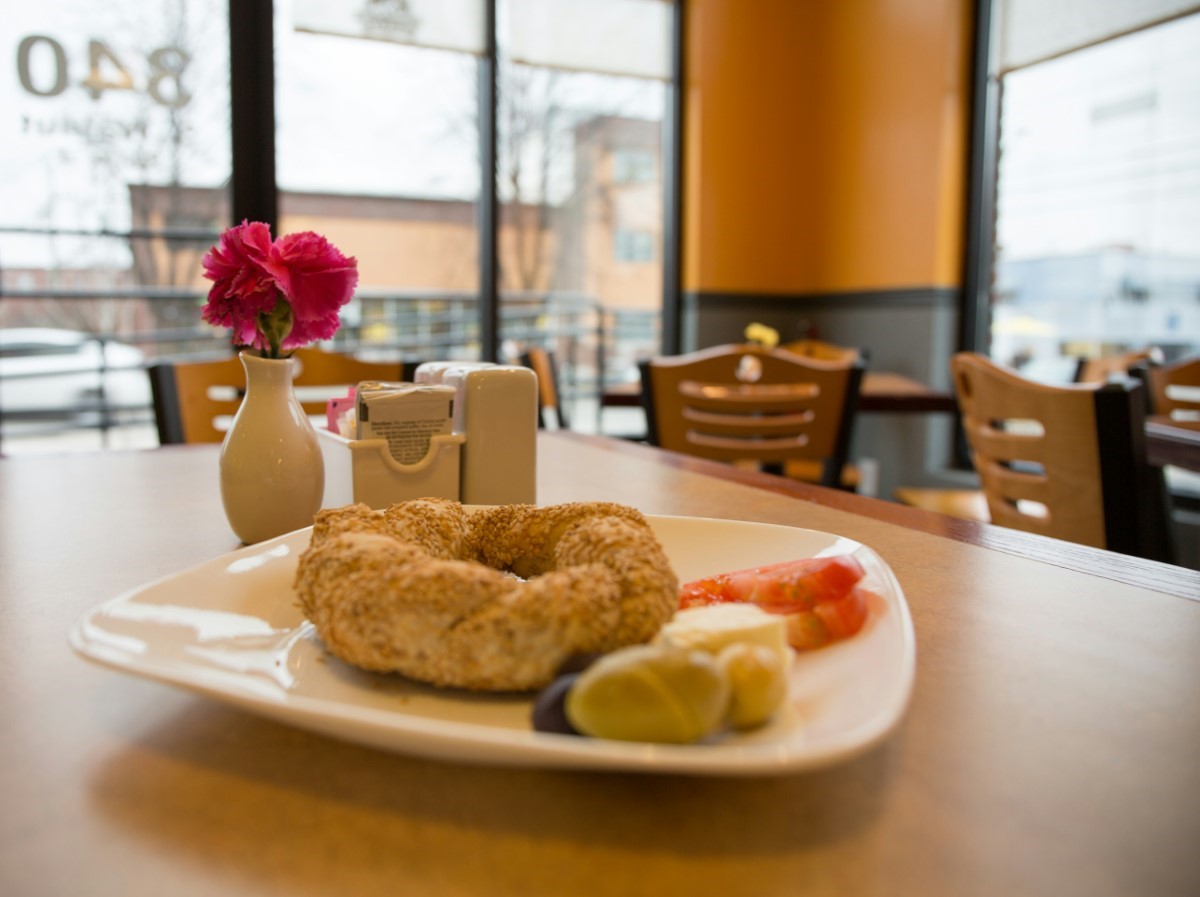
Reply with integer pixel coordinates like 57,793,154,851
257,295,294,359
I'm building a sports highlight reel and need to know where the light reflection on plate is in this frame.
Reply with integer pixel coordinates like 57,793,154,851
69,515,915,776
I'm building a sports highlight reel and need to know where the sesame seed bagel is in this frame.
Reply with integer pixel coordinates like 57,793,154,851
294,499,678,692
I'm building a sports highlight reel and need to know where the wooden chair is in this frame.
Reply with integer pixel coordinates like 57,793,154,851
1134,354,1200,423
149,348,407,444
519,347,569,430
892,486,991,522
1131,353,1200,542
897,346,1166,523
148,355,242,444
779,338,864,487
951,352,1174,562
780,338,863,364
1076,347,1164,384
289,346,407,416
639,343,864,490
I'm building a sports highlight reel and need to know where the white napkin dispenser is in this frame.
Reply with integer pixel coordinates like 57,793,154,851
318,430,465,509
318,360,538,510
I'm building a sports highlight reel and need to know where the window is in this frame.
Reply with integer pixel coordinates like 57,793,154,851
278,1,483,362
1,0,230,452
613,148,657,183
1,1,680,453
496,0,672,402
614,229,654,262
982,8,1200,378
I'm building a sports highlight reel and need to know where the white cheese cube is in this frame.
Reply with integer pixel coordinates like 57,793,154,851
653,603,792,668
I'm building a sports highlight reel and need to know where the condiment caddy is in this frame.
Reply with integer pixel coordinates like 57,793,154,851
317,361,538,508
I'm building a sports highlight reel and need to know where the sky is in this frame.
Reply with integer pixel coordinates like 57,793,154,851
2,2,1197,271
2,0,229,269
995,12,1200,260
1,0,665,271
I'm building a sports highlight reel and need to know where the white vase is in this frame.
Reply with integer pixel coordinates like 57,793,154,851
219,351,325,544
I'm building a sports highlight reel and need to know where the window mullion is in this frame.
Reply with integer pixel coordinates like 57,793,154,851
479,0,500,362
229,0,277,229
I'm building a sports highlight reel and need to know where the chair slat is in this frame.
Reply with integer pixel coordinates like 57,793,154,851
682,407,815,436
678,380,821,411
686,432,811,457
966,424,1048,465
978,461,1048,503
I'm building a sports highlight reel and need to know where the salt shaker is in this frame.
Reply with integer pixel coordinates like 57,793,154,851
414,360,494,385
441,364,537,505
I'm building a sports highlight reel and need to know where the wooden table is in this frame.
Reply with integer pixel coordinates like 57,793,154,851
3,434,1199,897
1146,415,1200,472
602,372,958,414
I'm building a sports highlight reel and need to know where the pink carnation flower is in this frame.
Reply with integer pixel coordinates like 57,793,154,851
200,221,359,356
264,231,359,351
201,221,277,347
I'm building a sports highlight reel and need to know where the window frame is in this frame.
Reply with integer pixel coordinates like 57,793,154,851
962,0,1200,360
227,0,682,361
960,0,999,358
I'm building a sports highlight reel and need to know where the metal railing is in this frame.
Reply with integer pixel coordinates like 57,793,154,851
0,288,660,453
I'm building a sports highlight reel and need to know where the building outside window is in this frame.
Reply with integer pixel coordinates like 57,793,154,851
612,147,657,183
495,0,671,405
0,0,678,453
987,7,1200,380
614,228,654,262
1,0,230,453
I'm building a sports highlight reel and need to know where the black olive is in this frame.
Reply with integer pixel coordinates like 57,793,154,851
556,652,602,675
531,673,581,735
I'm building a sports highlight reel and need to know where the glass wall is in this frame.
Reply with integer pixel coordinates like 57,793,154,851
0,0,677,453
0,0,231,452
989,13,1200,381
496,0,670,418
277,0,483,364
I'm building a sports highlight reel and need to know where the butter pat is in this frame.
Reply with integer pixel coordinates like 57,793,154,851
654,604,792,667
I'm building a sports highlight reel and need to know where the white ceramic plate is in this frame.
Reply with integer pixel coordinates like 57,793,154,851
69,516,915,776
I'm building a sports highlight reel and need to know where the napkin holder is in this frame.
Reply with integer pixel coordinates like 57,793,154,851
318,362,537,510
318,430,466,509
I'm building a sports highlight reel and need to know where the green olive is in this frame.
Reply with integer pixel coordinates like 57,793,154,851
564,644,730,744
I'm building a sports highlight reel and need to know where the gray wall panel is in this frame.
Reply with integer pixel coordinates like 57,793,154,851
683,289,975,499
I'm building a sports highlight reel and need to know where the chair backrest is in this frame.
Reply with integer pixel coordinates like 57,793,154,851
780,338,863,364
149,348,407,444
1135,354,1200,423
639,343,864,488
519,347,569,429
149,355,245,444
290,346,405,416
951,352,1173,562
1076,347,1163,384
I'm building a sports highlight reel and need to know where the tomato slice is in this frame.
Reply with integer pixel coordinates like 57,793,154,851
783,609,832,651
680,555,864,611
678,581,727,609
678,557,870,650
813,587,870,640
777,589,870,651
